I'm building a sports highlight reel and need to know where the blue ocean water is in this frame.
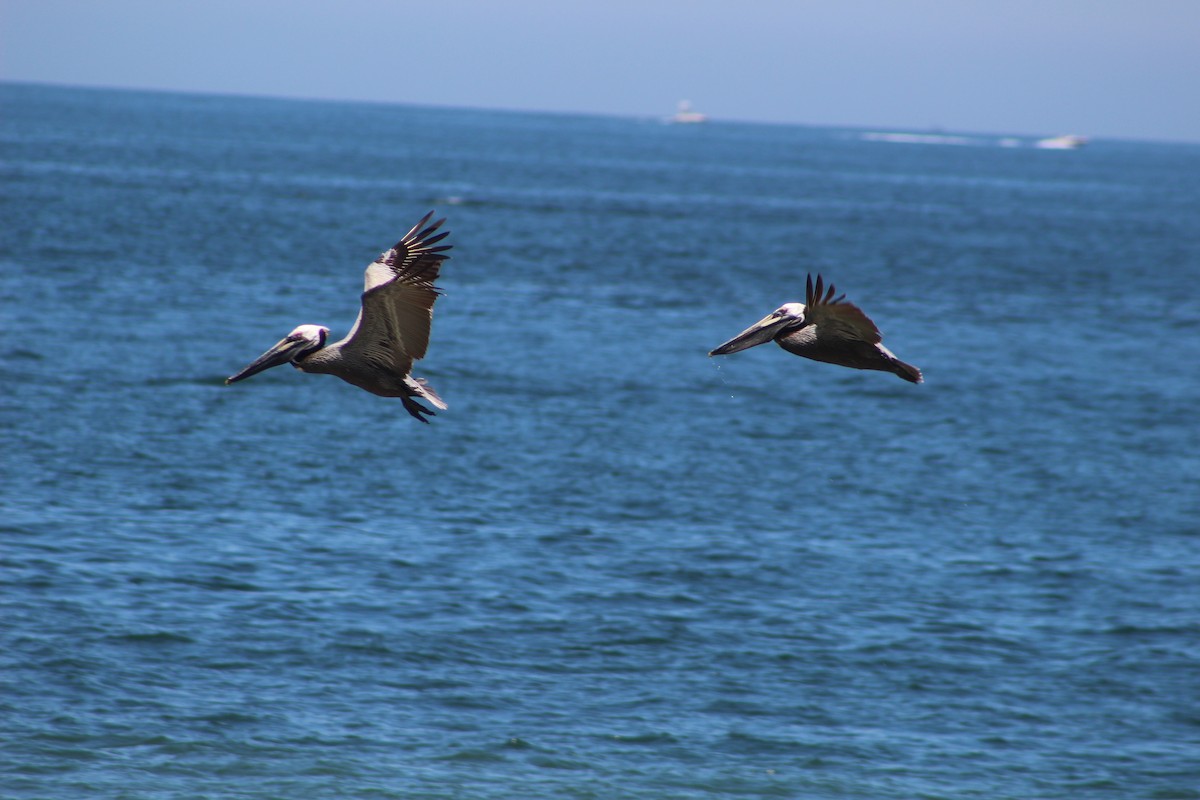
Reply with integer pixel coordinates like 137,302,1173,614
2,82,1199,799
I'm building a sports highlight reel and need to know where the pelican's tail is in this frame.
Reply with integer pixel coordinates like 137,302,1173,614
400,376,447,424
892,359,923,384
888,353,923,383
875,344,922,383
411,376,448,409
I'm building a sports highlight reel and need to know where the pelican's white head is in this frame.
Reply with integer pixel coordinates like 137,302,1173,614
285,324,330,352
226,324,329,384
709,302,807,356
775,302,807,322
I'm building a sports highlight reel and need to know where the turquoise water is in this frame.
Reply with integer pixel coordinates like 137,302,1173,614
2,83,1199,798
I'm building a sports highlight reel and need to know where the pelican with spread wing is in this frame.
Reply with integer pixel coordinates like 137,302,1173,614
226,211,453,422
709,274,922,383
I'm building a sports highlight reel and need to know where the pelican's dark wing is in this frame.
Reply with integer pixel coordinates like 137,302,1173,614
804,273,882,345
337,212,452,375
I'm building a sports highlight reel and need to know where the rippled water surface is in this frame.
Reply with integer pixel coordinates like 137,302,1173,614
2,83,1199,798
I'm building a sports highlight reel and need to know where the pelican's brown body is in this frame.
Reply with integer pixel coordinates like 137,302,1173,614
295,348,445,420
774,322,921,382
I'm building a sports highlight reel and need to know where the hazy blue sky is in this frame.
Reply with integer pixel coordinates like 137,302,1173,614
3,0,1198,142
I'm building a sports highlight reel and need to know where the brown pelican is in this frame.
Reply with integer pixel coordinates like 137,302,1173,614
709,274,922,383
226,211,452,422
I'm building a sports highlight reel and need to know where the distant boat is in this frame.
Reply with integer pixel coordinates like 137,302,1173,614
861,131,972,146
669,100,707,124
1035,134,1088,150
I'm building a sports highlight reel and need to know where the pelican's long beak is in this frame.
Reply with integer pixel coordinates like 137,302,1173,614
709,314,791,356
225,336,309,384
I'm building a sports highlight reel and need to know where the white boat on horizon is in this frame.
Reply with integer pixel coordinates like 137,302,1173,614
669,100,707,124
861,131,973,146
1035,134,1088,150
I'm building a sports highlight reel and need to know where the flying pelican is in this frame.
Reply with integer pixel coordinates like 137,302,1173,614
709,274,923,383
226,211,452,422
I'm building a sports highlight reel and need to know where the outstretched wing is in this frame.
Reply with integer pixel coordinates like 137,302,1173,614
337,212,452,375
804,273,882,345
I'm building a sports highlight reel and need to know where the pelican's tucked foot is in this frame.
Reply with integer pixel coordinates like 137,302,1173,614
400,375,447,423
401,397,437,424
